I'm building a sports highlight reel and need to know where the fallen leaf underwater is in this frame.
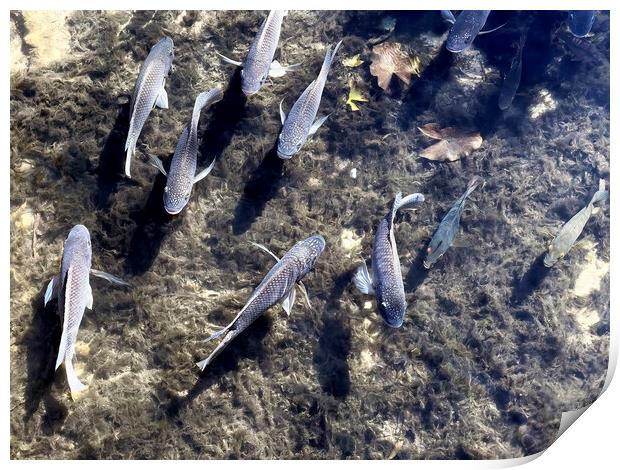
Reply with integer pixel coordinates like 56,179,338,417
10,10,609,460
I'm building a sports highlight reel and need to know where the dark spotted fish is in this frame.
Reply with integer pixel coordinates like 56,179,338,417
44,225,127,399
216,10,299,96
424,177,482,269
498,30,527,110
125,36,174,178
277,40,342,159
568,10,596,37
544,180,608,267
148,88,223,214
446,10,491,52
354,193,425,328
196,235,325,371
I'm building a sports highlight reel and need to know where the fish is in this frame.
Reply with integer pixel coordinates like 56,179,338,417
498,30,527,110
277,40,342,159
148,88,224,215
43,225,128,399
440,10,456,25
125,36,174,179
544,179,608,268
216,10,299,96
568,10,596,38
196,235,326,371
354,193,425,328
446,10,491,53
424,177,483,269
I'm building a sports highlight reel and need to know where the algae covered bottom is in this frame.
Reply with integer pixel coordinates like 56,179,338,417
10,10,610,459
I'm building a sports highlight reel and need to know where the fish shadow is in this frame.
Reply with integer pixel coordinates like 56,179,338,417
21,285,68,432
405,245,431,294
510,253,551,305
161,315,272,420
232,146,285,236
93,101,136,210
123,171,182,276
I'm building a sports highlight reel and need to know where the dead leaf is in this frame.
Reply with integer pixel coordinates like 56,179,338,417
370,42,421,91
342,54,364,68
346,82,368,111
418,123,483,162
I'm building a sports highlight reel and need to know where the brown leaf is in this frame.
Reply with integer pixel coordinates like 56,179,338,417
370,42,420,92
418,124,483,162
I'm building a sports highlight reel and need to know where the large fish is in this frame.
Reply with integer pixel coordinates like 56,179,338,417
424,177,483,269
148,88,224,214
125,36,174,178
44,225,128,399
354,193,425,328
277,40,342,159
544,179,608,267
216,10,299,96
498,30,527,110
446,11,491,52
196,235,325,371
568,10,596,38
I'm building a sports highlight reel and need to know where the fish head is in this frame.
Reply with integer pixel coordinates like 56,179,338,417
543,246,562,268
153,36,175,72
163,178,192,215
276,133,303,160
297,235,326,274
240,68,266,96
376,290,406,328
66,224,91,246
423,239,444,269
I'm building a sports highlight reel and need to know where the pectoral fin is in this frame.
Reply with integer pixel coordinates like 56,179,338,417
86,284,93,310
279,99,287,125
155,85,168,109
353,262,375,295
309,114,330,136
90,269,129,286
269,60,302,78
44,275,59,306
215,51,242,67
282,288,296,316
297,281,312,309
249,241,280,262
147,154,167,176
193,157,217,183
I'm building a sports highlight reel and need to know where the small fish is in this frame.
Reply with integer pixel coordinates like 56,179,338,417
148,88,223,214
544,180,608,268
125,36,174,178
44,225,128,399
568,10,596,38
216,10,299,96
196,235,325,371
354,193,425,328
424,177,483,269
277,40,342,159
498,30,527,110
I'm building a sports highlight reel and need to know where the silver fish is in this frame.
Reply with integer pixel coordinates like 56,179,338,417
125,36,174,178
44,225,128,399
277,40,342,159
354,193,425,328
498,30,527,111
216,10,299,96
544,179,608,267
196,235,326,371
148,88,223,214
447,11,490,52
424,177,482,269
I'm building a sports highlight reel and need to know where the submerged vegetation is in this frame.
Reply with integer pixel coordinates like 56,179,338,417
10,10,609,459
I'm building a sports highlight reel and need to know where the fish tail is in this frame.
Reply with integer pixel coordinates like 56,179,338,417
124,140,134,178
318,39,343,81
396,193,425,211
590,180,609,206
55,329,69,371
192,88,224,126
463,176,483,200
196,330,235,372
65,359,87,399
202,326,228,343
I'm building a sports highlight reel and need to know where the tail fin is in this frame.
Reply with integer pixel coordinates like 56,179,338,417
196,330,236,372
318,40,343,82
65,360,87,399
462,176,483,202
124,144,134,178
590,179,609,206
189,88,224,140
390,192,425,225
55,330,68,370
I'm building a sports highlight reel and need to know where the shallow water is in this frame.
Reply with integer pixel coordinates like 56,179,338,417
10,10,610,459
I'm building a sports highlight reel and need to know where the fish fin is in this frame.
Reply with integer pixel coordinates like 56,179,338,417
318,40,343,81
461,176,483,203
193,157,217,183
590,180,609,206
65,360,88,400
395,193,425,211
44,275,59,306
55,331,67,371
202,326,228,343
309,115,330,136
197,330,236,371
155,86,168,109
191,89,224,135
354,262,375,295
478,22,507,35
124,145,134,178
279,99,287,125
90,268,129,286
282,288,296,316
249,241,280,262
215,51,242,67
147,153,167,176
269,60,302,78
86,284,93,310
297,281,312,309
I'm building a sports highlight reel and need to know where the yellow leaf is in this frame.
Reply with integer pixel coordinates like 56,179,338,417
342,54,364,68
346,85,368,111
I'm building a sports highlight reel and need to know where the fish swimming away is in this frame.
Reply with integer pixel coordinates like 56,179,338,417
544,179,608,268
498,30,527,110
148,88,224,215
196,235,325,371
43,225,128,399
354,193,425,328
216,10,300,96
424,177,483,269
446,11,507,53
277,40,343,159
568,10,596,37
125,36,174,178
